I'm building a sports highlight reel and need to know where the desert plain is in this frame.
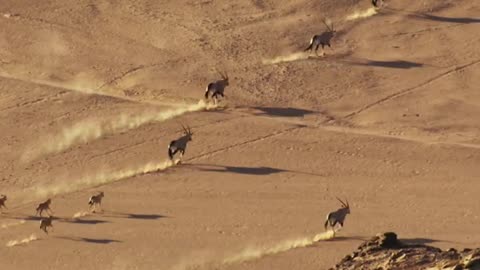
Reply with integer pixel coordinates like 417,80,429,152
0,0,479,269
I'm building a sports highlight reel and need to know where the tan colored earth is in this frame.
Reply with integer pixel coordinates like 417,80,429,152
0,0,479,269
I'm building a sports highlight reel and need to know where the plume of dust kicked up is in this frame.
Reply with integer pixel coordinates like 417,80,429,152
6,234,39,247
345,7,378,21
35,159,175,199
23,99,217,162
262,52,309,65
222,230,335,265
171,230,335,270
72,211,90,219
1,220,26,229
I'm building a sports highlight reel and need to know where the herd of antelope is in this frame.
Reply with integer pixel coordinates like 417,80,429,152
0,0,390,238
0,192,105,234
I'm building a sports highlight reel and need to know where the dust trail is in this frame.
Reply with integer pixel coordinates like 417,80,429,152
0,70,185,108
72,211,90,219
23,100,217,161
222,230,335,265
345,7,378,21
1,220,26,229
0,70,96,95
171,231,335,270
34,159,175,198
6,234,39,247
262,52,309,65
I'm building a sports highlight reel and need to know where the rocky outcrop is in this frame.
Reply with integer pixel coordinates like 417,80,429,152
330,232,480,270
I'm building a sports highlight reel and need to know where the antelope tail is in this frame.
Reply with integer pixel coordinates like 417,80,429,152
205,83,213,99
324,214,331,230
168,141,176,160
304,37,314,51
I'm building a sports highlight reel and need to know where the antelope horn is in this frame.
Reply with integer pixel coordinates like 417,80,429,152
336,196,347,207
215,68,225,79
180,123,187,134
322,19,333,32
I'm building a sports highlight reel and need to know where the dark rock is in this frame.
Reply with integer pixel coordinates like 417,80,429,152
379,232,400,248
330,232,480,270
465,258,480,269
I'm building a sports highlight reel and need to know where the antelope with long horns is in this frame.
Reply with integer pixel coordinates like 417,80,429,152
168,125,193,163
88,191,104,213
36,198,52,217
304,19,336,56
205,70,229,104
324,197,350,234
39,215,54,234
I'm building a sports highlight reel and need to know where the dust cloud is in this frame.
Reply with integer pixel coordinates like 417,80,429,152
23,100,216,161
222,230,335,264
345,7,378,21
6,234,39,247
262,52,309,65
1,220,26,229
170,230,335,270
72,211,90,219
34,159,175,199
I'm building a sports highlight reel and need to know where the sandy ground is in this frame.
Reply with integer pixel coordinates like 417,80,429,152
0,0,479,269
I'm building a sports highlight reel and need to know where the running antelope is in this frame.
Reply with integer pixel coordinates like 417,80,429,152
0,194,7,212
205,70,229,104
304,19,336,56
88,191,104,212
39,215,54,234
324,197,350,234
36,198,52,217
168,125,193,163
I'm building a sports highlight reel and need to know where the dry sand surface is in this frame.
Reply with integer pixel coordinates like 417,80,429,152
1,0,479,269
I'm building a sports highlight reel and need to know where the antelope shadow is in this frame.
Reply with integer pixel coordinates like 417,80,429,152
10,214,109,225
346,58,424,69
102,210,168,220
324,235,368,242
408,13,480,24
384,7,480,24
56,236,121,244
12,215,59,221
185,163,324,177
254,107,316,118
65,218,110,225
400,237,451,245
